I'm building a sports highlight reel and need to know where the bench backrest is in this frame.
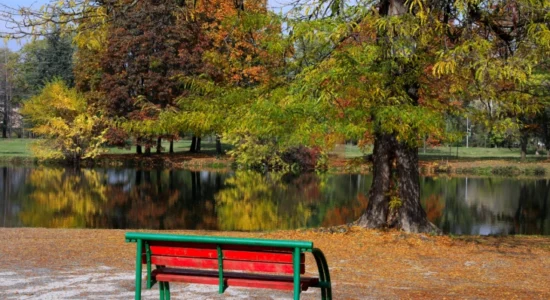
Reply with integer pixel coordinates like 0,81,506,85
125,232,314,277
142,241,305,274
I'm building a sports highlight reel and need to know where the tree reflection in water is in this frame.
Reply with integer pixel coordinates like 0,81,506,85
1,166,549,235
19,168,108,228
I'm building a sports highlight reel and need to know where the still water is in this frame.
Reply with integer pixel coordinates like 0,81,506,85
0,166,549,235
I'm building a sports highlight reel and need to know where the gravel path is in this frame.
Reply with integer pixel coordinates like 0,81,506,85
0,268,325,299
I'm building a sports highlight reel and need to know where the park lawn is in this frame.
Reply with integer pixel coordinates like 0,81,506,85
0,227,548,299
2,139,546,169
0,138,34,157
0,138,231,157
338,144,545,160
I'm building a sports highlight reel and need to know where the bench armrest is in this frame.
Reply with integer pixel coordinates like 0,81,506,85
311,248,332,299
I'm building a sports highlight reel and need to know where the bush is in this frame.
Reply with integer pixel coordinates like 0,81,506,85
491,166,522,176
281,146,320,171
525,166,546,176
21,80,106,164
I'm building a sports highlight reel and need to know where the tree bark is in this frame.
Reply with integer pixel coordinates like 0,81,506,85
196,137,202,152
356,133,394,228
190,136,197,153
156,137,162,154
169,140,174,154
520,130,528,161
395,141,439,233
136,145,142,154
216,135,222,155
1,111,6,138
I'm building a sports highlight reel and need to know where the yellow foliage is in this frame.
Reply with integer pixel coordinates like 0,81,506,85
19,168,108,228
215,171,312,230
21,80,106,162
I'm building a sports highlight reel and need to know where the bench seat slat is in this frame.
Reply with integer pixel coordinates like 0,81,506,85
151,255,305,274
152,268,318,291
146,242,304,263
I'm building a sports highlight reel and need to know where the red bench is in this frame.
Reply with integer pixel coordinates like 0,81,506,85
126,232,332,300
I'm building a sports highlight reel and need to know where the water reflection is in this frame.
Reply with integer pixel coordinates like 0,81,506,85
1,166,549,235
0,167,367,231
420,177,550,235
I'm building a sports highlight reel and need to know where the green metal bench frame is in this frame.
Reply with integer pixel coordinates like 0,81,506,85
126,232,332,300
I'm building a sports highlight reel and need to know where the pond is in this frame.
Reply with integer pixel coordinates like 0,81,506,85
0,166,549,235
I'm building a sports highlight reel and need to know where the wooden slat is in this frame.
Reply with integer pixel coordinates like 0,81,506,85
152,268,318,291
151,255,305,274
146,244,304,263
147,242,295,254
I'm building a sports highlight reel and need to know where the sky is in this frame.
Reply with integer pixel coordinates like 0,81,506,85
0,0,50,50
0,0,292,52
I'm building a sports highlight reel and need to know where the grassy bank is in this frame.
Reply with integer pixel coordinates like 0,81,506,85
0,138,233,169
0,138,229,157
3,139,550,177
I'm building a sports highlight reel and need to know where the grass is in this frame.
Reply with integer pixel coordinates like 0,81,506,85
0,138,231,158
2,139,547,169
0,138,34,157
334,144,546,161
420,145,545,160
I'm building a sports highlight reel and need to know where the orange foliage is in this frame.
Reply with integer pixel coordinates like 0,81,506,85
321,193,369,227
195,0,285,86
424,194,445,222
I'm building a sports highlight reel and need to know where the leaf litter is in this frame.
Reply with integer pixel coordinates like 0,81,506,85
0,227,549,299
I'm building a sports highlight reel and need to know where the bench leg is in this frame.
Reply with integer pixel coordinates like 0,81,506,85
135,240,143,300
159,282,165,299
159,282,171,300
165,282,171,300
293,248,301,300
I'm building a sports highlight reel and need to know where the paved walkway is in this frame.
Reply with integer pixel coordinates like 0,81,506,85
0,268,324,299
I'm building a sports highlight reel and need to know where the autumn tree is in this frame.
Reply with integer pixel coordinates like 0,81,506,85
434,0,550,160
0,48,19,138
99,0,205,154
170,0,289,156
21,80,105,163
275,0,549,232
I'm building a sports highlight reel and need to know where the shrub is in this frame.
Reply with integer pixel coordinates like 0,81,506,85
21,80,106,164
281,146,320,171
491,166,522,176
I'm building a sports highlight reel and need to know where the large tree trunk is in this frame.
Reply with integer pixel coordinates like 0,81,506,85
395,141,438,233
356,133,438,233
136,145,142,154
356,133,394,228
169,140,174,154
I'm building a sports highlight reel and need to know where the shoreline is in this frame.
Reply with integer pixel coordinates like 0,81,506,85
3,152,550,178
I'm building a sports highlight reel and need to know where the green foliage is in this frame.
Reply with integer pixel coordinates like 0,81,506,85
21,80,105,163
17,30,75,98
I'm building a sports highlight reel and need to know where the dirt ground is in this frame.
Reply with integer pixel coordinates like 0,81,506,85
1,227,549,299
